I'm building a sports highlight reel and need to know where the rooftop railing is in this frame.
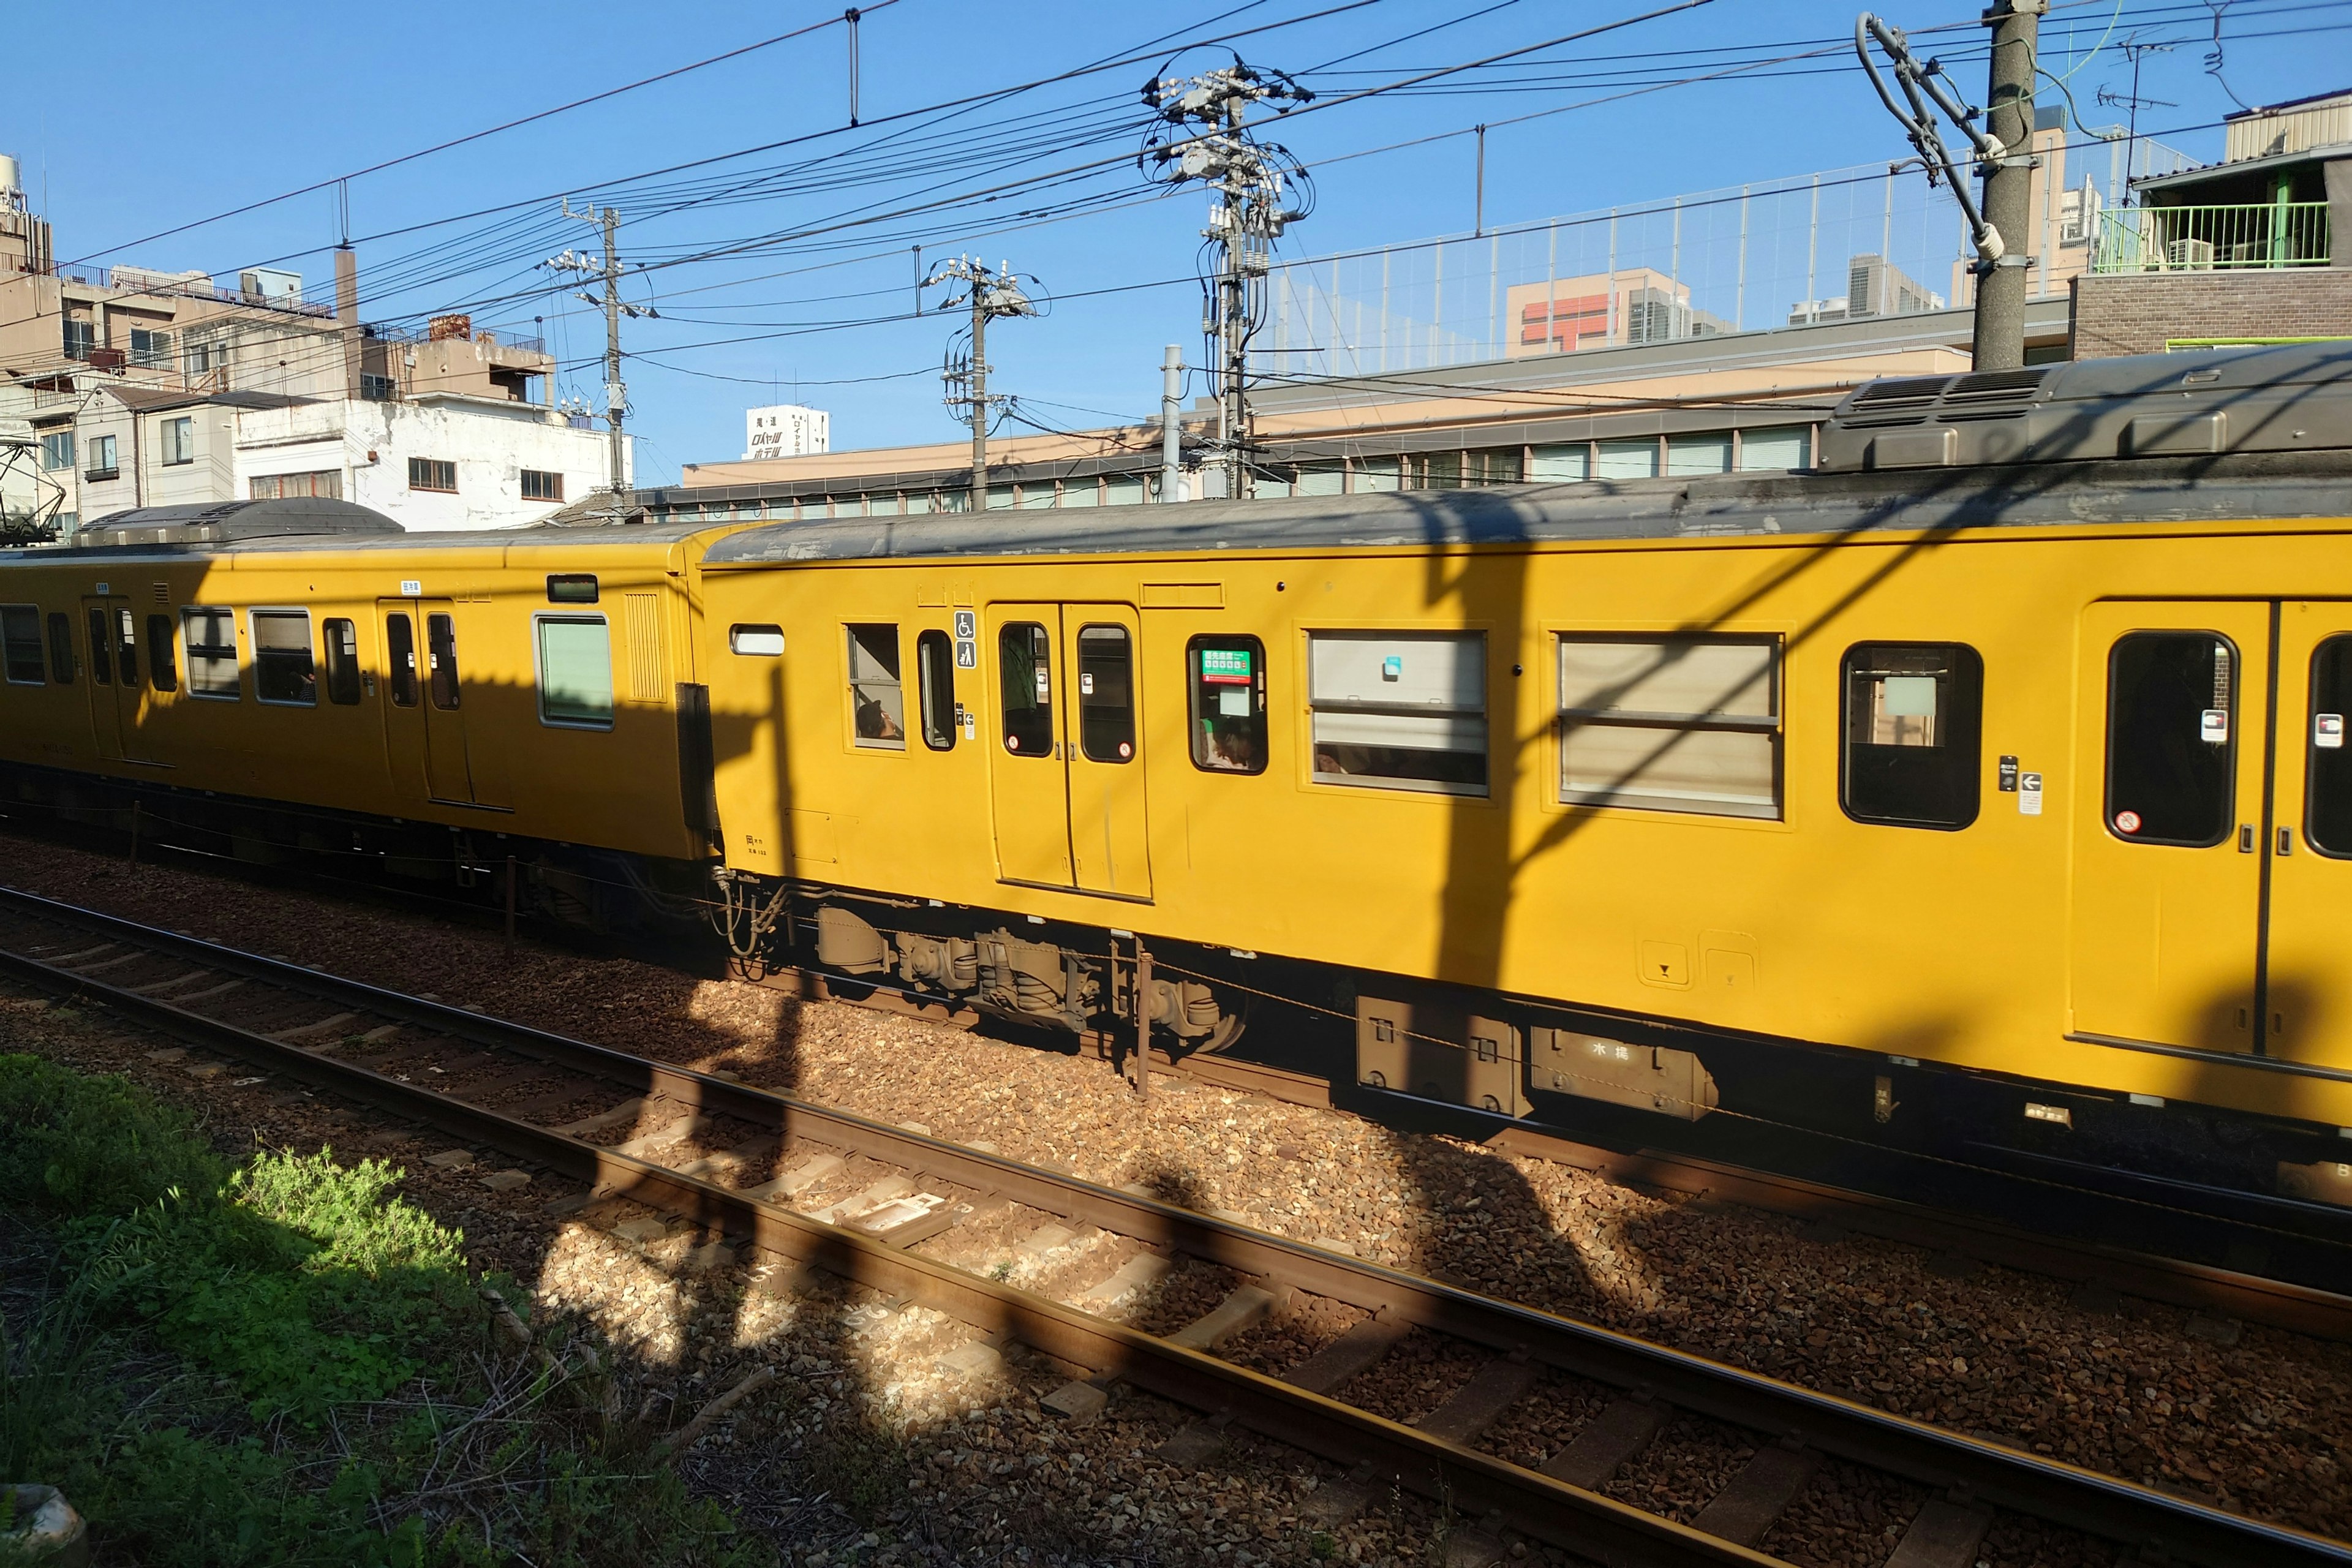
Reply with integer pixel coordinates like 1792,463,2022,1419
2091,202,2332,273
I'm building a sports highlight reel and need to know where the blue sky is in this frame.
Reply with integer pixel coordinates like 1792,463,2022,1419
7,0,2337,483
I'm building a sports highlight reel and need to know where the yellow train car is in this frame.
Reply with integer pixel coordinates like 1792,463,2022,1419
695,343,2352,1208
0,499,737,926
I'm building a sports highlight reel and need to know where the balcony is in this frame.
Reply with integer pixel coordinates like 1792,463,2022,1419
2092,202,2332,273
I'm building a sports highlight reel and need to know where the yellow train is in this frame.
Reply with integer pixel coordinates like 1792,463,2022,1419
6,342,2352,1215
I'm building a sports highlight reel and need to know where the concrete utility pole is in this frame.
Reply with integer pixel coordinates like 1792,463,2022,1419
924,256,1036,514
1974,0,2043,371
1160,345,1184,502
1144,61,1312,502
545,204,656,516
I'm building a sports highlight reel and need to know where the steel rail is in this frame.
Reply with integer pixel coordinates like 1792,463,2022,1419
2,884,2347,1568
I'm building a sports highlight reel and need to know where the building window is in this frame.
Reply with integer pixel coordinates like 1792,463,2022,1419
250,470,342,500
129,328,174,370
62,320,95,361
1467,447,1523,486
184,339,230,381
1739,427,1811,472
536,615,613,728
86,434,118,480
1841,643,1983,830
181,606,239,698
1189,636,1267,775
917,630,957,751
408,458,457,493
1296,462,1346,497
162,417,195,466
1559,636,1781,818
1596,439,1660,481
361,374,398,401
846,624,906,748
252,611,315,705
1404,452,1464,490
1529,443,1591,482
1105,476,1147,506
1665,433,1732,477
2,606,45,684
39,432,73,472
1309,631,1488,796
521,469,564,502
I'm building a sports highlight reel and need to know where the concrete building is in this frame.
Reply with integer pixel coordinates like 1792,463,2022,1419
744,402,829,459
0,159,620,535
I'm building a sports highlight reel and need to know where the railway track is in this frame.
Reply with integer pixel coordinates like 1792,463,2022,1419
2,881,2347,1568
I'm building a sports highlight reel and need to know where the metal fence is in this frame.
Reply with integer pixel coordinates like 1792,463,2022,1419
2091,202,2333,272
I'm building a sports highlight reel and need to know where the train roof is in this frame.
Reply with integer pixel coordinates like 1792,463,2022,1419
704,343,2352,566
3,508,731,563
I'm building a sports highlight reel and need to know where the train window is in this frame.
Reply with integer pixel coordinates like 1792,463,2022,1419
385,614,419,707
2,606,45,684
45,613,74,684
146,616,178,693
536,614,613,728
846,624,905,749
916,629,956,752
1559,636,1780,818
2105,631,2235,848
426,614,461,710
113,608,138,687
85,609,111,686
1076,625,1136,763
1841,643,1983,830
1189,635,1267,775
546,573,599,605
180,607,239,698
730,624,785,656
322,618,361,705
2311,638,2352,856
1000,622,1054,757
1309,632,1488,796
252,611,315,706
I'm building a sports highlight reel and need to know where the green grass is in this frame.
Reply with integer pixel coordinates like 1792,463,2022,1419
0,1053,771,1567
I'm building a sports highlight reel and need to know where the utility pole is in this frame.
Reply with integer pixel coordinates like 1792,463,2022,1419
1144,61,1311,502
1974,0,2043,371
925,256,1036,514
545,203,656,518
1160,345,1184,502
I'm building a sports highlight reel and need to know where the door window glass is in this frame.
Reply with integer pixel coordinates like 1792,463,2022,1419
146,615,177,692
113,608,138,687
917,629,956,751
322,619,361,705
1841,642,1983,829
0,607,40,684
2105,631,2234,846
2307,635,2352,856
1310,631,1488,795
1077,625,1135,763
1558,636,1779,817
1189,635,1267,774
426,614,460,710
181,608,238,697
45,614,74,684
386,614,418,707
85,609,111,685
537,615,613,727
1000,622,1054,756
846,624,905,748
252,611,315,705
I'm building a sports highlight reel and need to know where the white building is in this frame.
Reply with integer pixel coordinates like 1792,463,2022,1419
744,402,829,461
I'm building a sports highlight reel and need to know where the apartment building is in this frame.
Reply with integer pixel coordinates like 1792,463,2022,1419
0,159,621,535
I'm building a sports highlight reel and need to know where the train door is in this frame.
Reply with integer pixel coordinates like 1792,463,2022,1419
2067,601,2273,1054
984,603,1152,899
377,597,475,804
2260,601,2352,1071
78,596,136,763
